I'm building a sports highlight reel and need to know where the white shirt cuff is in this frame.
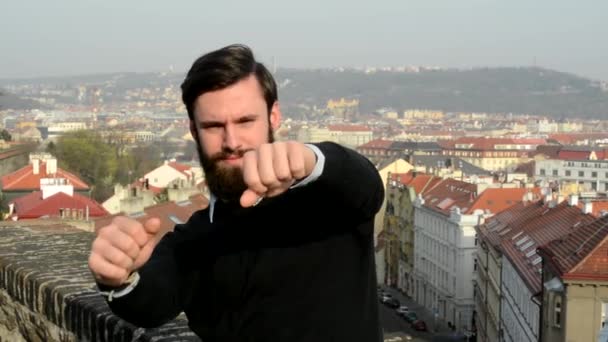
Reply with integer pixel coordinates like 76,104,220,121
291,144,325,189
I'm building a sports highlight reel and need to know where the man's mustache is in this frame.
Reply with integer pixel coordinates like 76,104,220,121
209,149,252,162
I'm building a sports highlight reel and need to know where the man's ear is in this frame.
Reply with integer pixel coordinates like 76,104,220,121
269,102,282,131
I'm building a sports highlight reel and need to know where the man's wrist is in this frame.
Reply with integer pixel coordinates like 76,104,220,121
98,271,140,302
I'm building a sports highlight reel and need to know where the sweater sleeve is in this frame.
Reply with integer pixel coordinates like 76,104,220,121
307,141,384,221
99,223,196,328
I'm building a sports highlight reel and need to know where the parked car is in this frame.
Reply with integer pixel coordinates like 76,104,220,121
380,293,392,303
403,311,418,322
395,305,409,316
411,319,427,331
384,298,400,308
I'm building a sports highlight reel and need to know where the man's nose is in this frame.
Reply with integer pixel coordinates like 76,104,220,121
222,125,241,151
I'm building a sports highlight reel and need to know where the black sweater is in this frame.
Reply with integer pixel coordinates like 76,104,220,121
104,142,385,341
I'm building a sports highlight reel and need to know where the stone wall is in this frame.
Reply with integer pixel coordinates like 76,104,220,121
0,222,200,342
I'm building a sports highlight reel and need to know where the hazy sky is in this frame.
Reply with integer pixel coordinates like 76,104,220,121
2,0,607,80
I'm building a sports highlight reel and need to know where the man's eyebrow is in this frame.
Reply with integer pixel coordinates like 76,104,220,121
198,120,224,128
199,114,259,128
236,114,259,122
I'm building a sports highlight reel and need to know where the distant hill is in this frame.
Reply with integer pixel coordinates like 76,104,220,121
275,67,608,119
1,67,607,119
0,91,48,110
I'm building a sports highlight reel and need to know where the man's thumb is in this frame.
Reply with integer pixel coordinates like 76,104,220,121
144,217,162,236
240,189,262,208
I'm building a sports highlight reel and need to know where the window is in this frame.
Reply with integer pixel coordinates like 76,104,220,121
554,297,562,328
565,170,571,176
592,171,598,178
474,258,478,271
552,170,558,176
540,169,546,176
579,171,584,177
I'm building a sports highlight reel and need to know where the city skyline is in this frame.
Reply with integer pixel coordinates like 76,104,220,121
1,0,607,81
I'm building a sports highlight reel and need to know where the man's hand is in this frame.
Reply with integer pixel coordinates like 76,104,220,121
240,141,316,207
88,216,163,287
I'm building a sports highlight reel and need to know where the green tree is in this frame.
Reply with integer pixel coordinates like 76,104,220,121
0,129,11,142
53,130,119,202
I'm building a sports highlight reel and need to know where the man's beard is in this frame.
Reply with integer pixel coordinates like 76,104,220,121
194,126,274,203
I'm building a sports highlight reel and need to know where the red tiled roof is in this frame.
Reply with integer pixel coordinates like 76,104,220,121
10,191,108,219
327,124,371,132
421,178,478,215
538,215,608,281
478,198,545,248
467,188,530,215
1,162,89,191
512,138,547,145
357,139,393,149
167,161,192,176
548,133,608,145
439,137,545,151
576,200,608,218
390,172,414,185
557,150,593,160
407,174,442,195
390,171,442,195
94,194,208,233
500,201,596,293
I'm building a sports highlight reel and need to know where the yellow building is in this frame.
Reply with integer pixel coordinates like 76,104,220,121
403,109,444,120
383,171,441,295
440,137,544,172
326,98,359,119
297,125,373,149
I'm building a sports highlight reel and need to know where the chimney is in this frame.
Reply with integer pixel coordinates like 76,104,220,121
568,194,579,207
46,158,57,175
85,206,90,221
32,159,40,175
582,201,593,215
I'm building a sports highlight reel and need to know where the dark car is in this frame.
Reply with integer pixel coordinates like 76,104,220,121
403,311,418,322
384,298,400,308
411,319,427,331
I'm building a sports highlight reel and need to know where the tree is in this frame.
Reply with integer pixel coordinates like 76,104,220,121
53,130,119,202
0,129,11,142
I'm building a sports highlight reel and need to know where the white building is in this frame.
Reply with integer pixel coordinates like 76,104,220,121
535,159,608,193
497,197,594,342
412,179,481,334
412,179,531,335
47,121,88,139
500,258,539,342
143,160,202,189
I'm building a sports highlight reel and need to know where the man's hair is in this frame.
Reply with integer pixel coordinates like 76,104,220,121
181,44,277,120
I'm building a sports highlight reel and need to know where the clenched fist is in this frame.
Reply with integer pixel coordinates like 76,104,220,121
240,141,316,207
88,216,163,287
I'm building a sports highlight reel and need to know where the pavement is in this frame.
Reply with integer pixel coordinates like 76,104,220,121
379,285,469,342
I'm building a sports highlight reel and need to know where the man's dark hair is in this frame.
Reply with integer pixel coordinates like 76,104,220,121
181,44,277,120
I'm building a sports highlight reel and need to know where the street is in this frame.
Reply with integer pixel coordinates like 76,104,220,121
380,286,468,342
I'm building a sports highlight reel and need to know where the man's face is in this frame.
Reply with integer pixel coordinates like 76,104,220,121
190,74,281,202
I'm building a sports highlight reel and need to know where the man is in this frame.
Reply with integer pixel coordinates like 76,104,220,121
89,44,385,341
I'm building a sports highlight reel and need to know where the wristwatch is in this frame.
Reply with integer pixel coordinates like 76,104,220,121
98,271,140,302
